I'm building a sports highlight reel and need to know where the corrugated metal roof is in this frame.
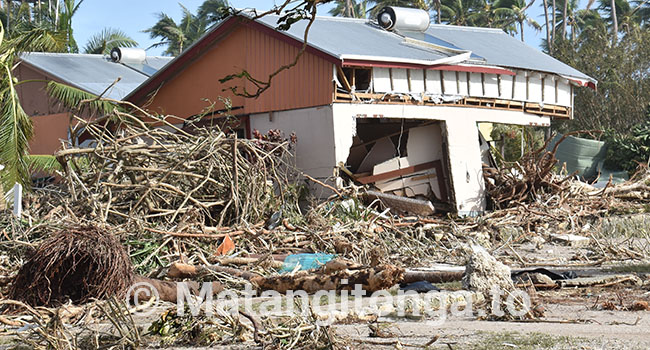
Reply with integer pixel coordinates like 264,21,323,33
256,14,594,83
256,15,457,64
19,52,174,100
126,13,594,103
418,25,593,82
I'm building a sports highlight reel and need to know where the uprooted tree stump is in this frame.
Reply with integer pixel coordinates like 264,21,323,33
11,225,134,306
11,225,219,306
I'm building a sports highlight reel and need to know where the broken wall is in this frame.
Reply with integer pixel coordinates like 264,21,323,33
332,103,551,216
348,121,449,208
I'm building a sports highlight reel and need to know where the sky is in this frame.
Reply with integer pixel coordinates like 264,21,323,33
73,0,554,57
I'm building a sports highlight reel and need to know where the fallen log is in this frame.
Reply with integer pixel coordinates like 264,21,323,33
166,260,404,294
250,264,403,293
133,276,223,303
168,262,259,280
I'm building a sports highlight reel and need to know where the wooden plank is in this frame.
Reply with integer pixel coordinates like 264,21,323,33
337,65,352,92
357,160,440,184
332,93,569,119
365,190,435,216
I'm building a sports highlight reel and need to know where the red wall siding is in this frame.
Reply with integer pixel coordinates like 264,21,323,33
143,24,333,119
29,112,70,155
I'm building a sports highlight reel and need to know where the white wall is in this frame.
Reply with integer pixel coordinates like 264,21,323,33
332,103,550,216
250,103,551,215
370,67,574,107
250,105,337,184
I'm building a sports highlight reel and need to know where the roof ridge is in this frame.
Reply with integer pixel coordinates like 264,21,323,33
263,13,370,23
20,52,173,59
427,24,505,33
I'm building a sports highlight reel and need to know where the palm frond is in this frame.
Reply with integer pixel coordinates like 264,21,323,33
83,27,138,54
197,0,229,23
26,154,62,173
0,64,33,190
47,80,116,115
9,24,68,53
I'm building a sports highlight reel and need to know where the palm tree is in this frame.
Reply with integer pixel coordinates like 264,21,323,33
469,0,499,27
83,27,137,55
0,22,65,190
57,0,83,52
571,8,607,41
329,0,369,18
197,0,228,24
368,0,428,18
550,0,578,40
599,0,649,38
440,0,485,25
2,0,83,52
494,0,541,41
144,4,208,56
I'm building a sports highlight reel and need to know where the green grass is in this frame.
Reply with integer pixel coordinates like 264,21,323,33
604,263,650,274
469,331,579,350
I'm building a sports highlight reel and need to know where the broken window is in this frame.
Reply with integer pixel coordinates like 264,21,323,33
340,67,372,92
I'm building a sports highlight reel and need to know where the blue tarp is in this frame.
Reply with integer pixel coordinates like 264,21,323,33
279,253,337,273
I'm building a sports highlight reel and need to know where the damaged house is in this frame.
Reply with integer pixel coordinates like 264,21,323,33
124,7,595,216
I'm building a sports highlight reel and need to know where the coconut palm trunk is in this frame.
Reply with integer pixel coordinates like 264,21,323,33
610,0,618,43
562,0,568,39
345,0,354,17
552,0,556,43
543,0,551,51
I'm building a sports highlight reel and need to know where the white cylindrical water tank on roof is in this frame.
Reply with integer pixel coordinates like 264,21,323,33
377,7,430,32
110,47,146,64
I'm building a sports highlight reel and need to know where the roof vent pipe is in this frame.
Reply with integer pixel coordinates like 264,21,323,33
377,7,430,32
110,47,146,64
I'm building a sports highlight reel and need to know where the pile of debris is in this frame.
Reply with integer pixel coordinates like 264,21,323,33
55,113,298,227
1,110,650,348
482,133,577,209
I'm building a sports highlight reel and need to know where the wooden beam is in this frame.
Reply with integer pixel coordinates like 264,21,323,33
337,65,352,92
357,160,440,184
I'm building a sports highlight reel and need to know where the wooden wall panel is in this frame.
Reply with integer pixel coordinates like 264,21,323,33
144,24,333,119
29,112,69,155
